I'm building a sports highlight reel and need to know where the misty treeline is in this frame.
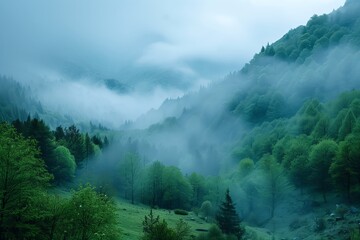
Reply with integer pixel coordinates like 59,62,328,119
0,122,120,240
101,89,360,225
10,116,109,185
0,76,43,121
82,139,224,211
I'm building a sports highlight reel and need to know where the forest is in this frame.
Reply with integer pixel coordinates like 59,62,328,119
1,0,360,240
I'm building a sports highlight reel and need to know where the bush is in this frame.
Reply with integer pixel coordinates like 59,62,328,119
200,201,213,218
174,209,189,215
142,210,191,240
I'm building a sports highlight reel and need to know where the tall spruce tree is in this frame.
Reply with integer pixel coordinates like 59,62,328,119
216,189,245,240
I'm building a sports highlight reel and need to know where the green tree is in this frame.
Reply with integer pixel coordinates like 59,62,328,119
36,194,68,240
91,135,103,149
216,189,245,239
173,219,192,240
311,117,330,140
297,102,322,135
146,161,165,207
261,154,291,219
309,140,338,202
52,146,76,183
238,158,254,179
162,166,192,209
142,210,175,240
329,135,360,203
200,200,213,219
338,109,357,140
282,136,311,194
329,109,348,138
54,125,65,141
120,152,141,204
84,133,95,168
188,173,207,207
64,125,85,165
13,118,57,177
0,123,52,239
63,185,121,240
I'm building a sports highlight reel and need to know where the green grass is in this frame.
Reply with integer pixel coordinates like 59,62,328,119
50,188,272,240
115,199,212,240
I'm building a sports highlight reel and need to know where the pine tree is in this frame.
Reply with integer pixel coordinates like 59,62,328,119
338,109,356,140
216,189,245,239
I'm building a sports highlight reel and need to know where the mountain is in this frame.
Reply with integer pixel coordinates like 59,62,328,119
120,0,360,174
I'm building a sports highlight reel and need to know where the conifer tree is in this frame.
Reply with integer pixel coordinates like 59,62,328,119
216,189,245,240
338,109,356,140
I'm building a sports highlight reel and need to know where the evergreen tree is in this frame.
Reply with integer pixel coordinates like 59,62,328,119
54,125,65,141
64,125,85,165
216,189,245,240
84,133,95,169
91,135,103,148
338,109,356,140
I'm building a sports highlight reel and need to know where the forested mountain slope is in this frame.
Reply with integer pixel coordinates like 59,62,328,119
122,0,360,175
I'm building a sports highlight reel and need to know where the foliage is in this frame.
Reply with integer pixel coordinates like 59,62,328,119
119,152,141,204
200,200,213,218
64,125,86,164
0,123,52,239
196,225,226,240
309,140,338,202
63,185,121,240
260,154,291,219
216,189,245,239
142,210,192,240
52,146,76,183
329,134,360,202
238,158,255,179
174,209,189,215
188,173,207,208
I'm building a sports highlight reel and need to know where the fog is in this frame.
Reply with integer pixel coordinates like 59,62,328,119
0,0,345,127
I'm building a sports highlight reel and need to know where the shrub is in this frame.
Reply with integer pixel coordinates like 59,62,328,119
174,209,189,215
200,201,213,218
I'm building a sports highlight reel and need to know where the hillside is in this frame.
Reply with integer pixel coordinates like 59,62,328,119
122,0,360,174
3,1,360,240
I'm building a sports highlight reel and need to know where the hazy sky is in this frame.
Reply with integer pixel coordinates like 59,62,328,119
0,0,345,73
0,0,346,126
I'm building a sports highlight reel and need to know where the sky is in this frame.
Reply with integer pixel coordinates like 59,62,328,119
0,0,346,126
0,0,345,71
